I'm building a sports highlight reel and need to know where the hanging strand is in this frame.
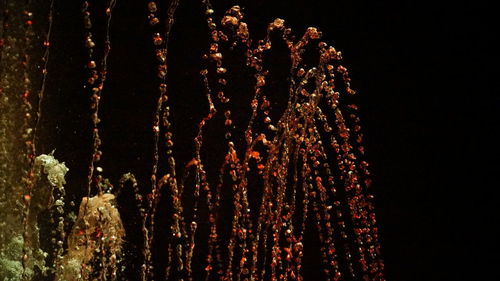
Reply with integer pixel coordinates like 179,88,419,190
145,1,181,280
20,0,35,279
32,0,55,155
80,0,118,278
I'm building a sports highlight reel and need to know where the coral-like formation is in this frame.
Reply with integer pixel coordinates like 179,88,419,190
0,153,67,281
0,235,25,281
56,193,124,281
34,153,69,189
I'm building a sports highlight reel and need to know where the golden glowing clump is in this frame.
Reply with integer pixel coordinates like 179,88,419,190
56,193,124,281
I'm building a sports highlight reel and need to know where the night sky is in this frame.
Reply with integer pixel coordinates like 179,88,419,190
31,0,497,280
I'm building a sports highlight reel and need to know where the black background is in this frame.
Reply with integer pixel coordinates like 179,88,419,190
33,0,498,280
